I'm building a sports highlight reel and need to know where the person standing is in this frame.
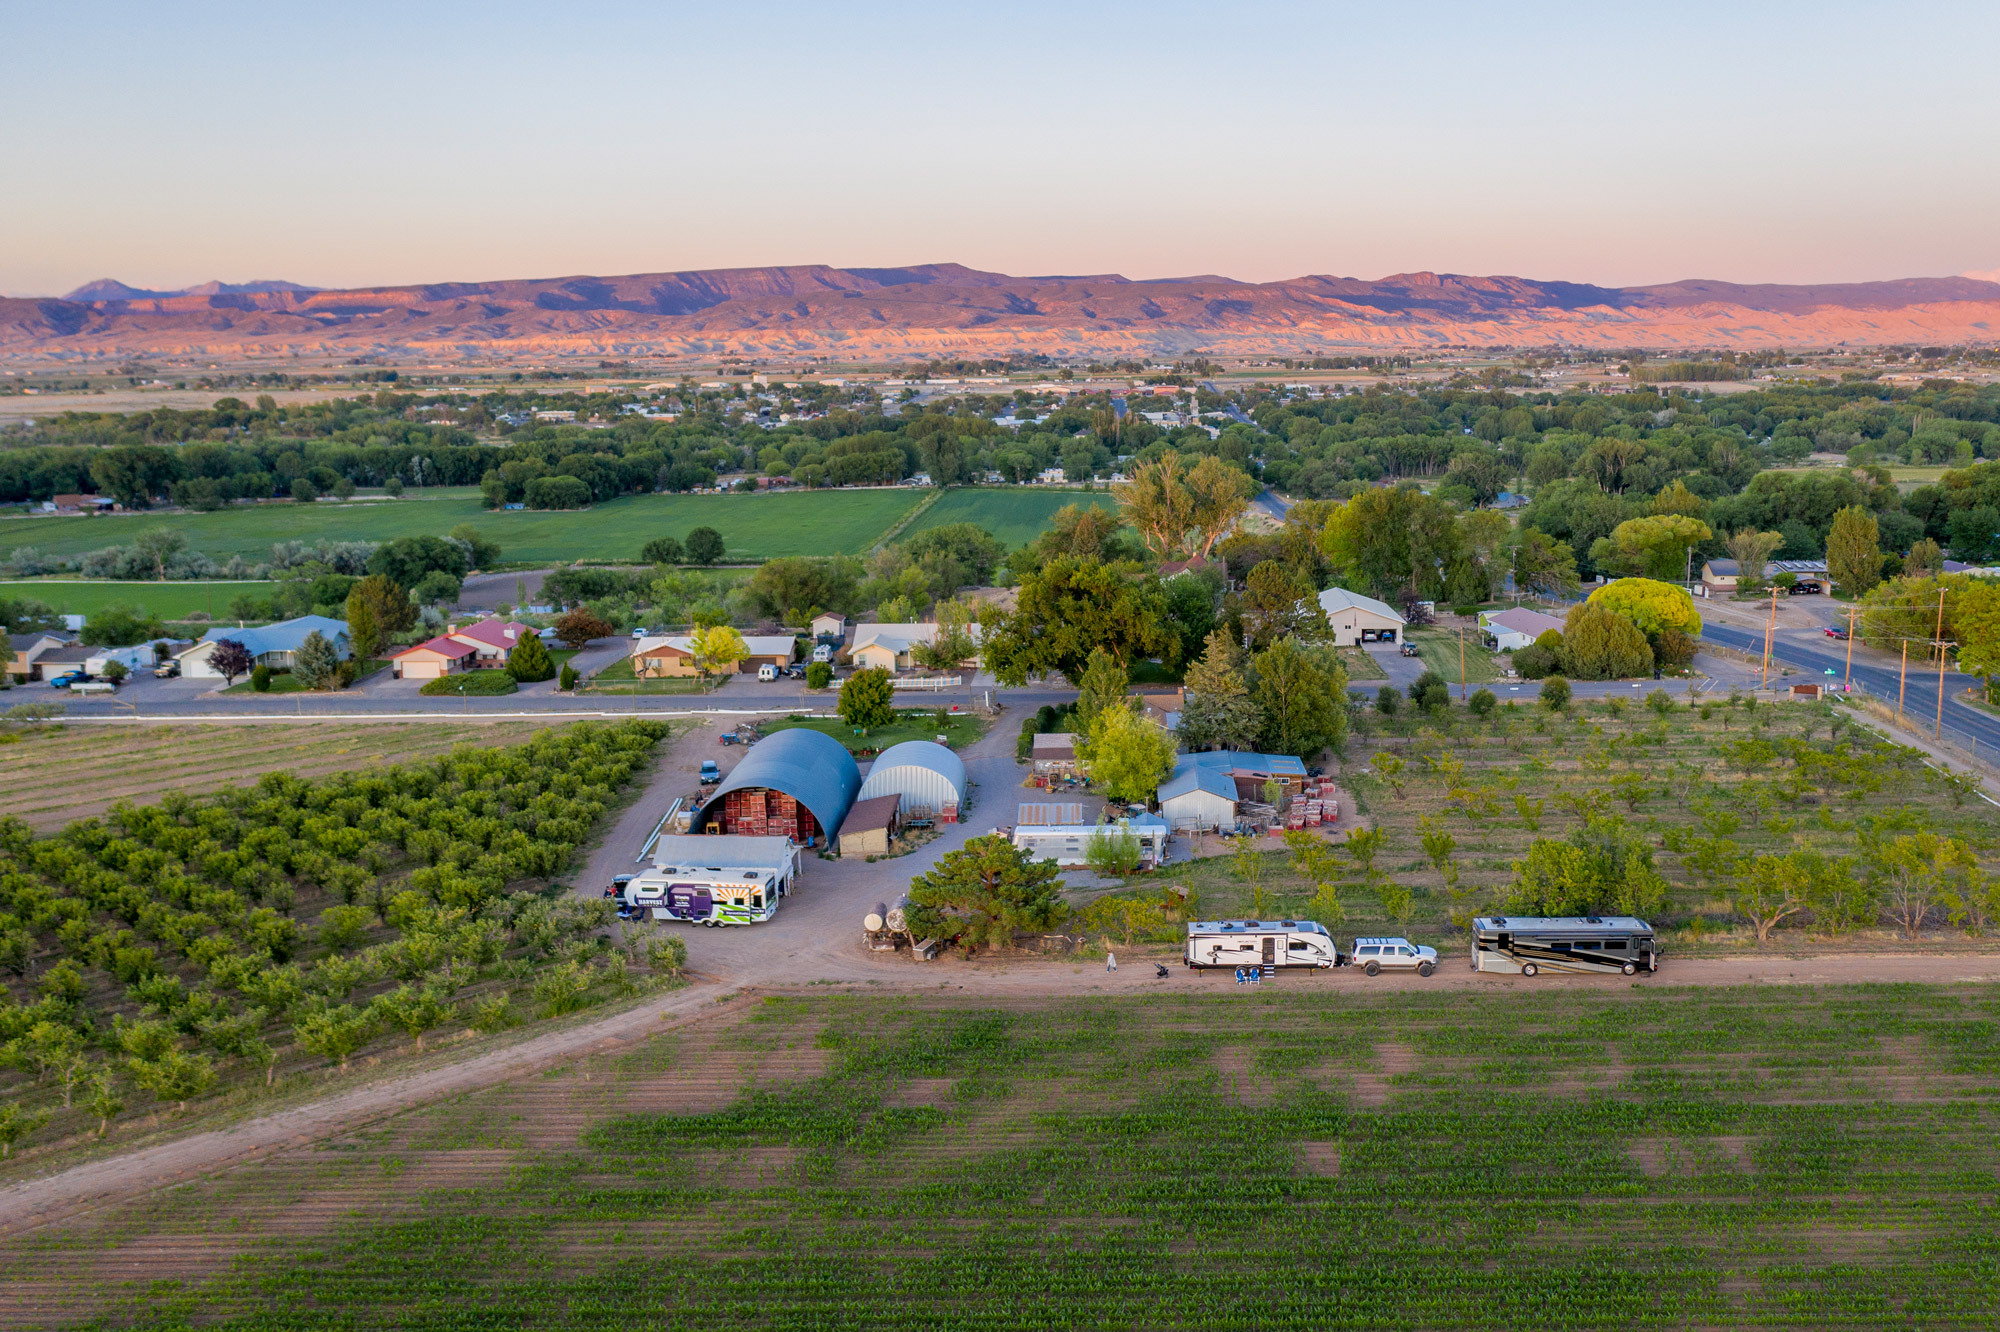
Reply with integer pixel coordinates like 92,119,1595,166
1106,951,1117,972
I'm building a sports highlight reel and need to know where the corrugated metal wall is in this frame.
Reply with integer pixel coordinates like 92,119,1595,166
857,756,966,816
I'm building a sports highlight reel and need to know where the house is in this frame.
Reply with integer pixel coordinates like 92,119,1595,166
1699,559,1741,597
6,631,77,681
1770,560,1833,592
1133,689,1185,731
178,615,351,678
1316,588,1407,645
46,494,116,514
1174,750,1310,801
26,642,93,680
1492,491,1529,510
1013,813,1170,868
1036,467,1067,485
810,612,848,642
1030,732,1078,776
847,622,971,673
1157,558,1220,580
443,618,536,668
389,635,478,680
631,633,797,678
836,794,904,858
84,639,181,677
1480,607,1567,652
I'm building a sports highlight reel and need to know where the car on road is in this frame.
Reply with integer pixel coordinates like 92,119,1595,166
1824,626,1849,639
1352,936,1438,977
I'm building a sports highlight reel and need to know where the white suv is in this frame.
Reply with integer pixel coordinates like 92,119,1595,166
1352,937,1438,977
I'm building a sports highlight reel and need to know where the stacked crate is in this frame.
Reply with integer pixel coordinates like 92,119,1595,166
724,788,769,836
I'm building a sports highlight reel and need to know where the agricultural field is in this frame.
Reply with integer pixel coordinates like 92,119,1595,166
1112,695,1998,957
0,722,572,832
0,487,928,566
898,486,1119,549
14,986,2000,1328
0,721,683,1181
0,580,275,620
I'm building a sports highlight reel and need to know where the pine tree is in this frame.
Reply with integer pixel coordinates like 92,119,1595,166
506,632,556,682
291,630,340,690
1179,630,1263,752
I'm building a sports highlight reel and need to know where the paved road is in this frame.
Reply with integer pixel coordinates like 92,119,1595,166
1701,618,1993,749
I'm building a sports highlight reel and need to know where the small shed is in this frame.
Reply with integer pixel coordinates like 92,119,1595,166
857,741,966,821
1031,732,1078,776
1700,559,1742,597
811,612,848,642
837,794,903,858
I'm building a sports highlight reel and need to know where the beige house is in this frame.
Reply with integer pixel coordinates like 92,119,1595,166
1316,588,1407,646
6,631,77,681
849,622,981,673
632,634,796,678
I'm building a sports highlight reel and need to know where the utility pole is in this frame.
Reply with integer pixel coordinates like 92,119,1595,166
1458,625,1467,700
1936,635,1952,740
1760,586,1778,689
1843,605,1858,692
1898,639,1909,723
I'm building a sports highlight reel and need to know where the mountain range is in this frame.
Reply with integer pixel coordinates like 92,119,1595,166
4,263,1998,359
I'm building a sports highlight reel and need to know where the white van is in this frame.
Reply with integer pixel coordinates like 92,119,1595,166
757,663,779,682
811,644,833,663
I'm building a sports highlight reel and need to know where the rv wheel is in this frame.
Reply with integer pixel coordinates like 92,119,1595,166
1521,962,1539,977
1417,961,1434,978
1621,961,1637,976
1363,960,1380,977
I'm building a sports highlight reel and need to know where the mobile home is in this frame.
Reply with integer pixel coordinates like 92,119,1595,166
1470,915,1659,976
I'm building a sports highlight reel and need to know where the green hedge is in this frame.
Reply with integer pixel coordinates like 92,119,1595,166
419,670,520,697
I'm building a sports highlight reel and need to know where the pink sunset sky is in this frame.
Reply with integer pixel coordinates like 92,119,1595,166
4,0,1997,296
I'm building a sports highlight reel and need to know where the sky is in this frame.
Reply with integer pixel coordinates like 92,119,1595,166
4,0,1998,296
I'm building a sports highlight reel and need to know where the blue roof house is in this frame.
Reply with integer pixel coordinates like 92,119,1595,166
179,615,351,679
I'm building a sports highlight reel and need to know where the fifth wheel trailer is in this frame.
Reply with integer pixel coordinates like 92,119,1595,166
1185,920,1343,970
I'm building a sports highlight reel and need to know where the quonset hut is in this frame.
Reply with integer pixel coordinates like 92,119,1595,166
855,740,966,821
692,727,860,847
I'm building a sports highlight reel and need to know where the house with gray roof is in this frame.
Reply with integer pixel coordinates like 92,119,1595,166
178,615,350,679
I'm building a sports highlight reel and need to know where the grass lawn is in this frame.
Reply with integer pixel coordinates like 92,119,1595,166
0,719,570,831
0,579,275,619
1407,627,1500,683
0,487,928,565
39,985,2000,1327
897,486,1120,549
761,707,989,754
1335,646,1389,681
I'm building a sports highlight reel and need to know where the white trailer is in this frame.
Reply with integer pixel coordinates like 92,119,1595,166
1013,815,1170,868
1184,919,1342,970
623,834,802,926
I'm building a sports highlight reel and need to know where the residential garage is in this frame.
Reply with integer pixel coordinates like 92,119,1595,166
691,727,860,846
856,740,966,821
1316,588,1407,645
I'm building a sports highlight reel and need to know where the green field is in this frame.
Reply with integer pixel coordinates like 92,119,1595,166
898,486,1119,549
0,487,928,565
1407,626,1501,684
23,985,2000,1328
0,578,275,619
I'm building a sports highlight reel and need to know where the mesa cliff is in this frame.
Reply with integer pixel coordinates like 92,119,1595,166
5,263,1997,359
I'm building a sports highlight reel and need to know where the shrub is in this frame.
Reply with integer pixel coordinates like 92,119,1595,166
250,664,273,692
1375,684,1400,715
558,662,579,691
806,660,832,690
1513,643,1557,679
1468,688,1497,717
838,668,896,729
1408,669,1449,712
1561,601,1654,680
1540,674,1571,711
524,475,593,510
641,536,684,565
420,671,520,696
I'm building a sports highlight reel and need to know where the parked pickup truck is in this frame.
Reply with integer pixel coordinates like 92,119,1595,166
47,671,90,689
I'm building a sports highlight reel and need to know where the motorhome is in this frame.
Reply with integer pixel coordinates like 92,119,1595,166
1470,915,1659,976
1184,920,1342,970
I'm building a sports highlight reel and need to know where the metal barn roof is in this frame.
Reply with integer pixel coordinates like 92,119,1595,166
692,728,860,838
856,740,967,809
